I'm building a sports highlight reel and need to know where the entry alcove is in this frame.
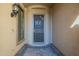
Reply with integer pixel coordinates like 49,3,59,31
25,5,52,46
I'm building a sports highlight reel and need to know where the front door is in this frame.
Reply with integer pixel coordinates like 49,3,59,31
34,15,44,42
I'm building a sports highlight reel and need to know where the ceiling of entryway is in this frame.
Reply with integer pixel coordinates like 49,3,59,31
23,3,54,8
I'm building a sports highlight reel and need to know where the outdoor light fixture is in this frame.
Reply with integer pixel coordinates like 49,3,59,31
11,3,19,17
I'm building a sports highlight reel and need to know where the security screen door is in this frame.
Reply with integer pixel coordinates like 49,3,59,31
34,15,44,42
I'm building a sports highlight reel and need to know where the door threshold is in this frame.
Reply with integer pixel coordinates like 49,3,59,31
29,42,48,46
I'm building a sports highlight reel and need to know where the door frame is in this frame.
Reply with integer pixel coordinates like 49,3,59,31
33,14,44,43
31,13,46,46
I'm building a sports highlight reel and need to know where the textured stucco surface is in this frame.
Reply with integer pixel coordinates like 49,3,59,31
52,4,79,55
0,3,25,56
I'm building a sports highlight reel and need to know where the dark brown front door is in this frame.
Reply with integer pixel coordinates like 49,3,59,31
34,15,44,42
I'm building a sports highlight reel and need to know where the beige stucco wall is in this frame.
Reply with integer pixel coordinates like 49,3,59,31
52,4,79,55
0,3,25,56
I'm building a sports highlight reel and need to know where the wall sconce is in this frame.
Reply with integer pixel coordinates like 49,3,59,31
11,3,19,17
